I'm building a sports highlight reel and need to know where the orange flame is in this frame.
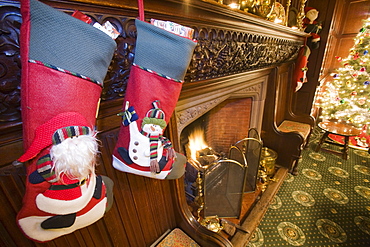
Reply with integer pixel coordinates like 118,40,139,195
187,126,208,161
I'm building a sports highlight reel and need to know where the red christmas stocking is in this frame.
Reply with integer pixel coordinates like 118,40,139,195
112,19,196,179
293,45,311,92
17,0,116,242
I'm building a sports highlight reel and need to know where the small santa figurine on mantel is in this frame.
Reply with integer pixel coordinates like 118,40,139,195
303,7,322,49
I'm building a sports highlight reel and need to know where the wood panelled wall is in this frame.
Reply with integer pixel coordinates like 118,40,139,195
0,0,308,246
322,0,370,74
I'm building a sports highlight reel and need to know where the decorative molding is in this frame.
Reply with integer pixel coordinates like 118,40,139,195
176,96,227,135
187,27,301,82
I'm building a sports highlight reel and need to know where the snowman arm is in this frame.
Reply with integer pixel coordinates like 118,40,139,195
118,102,139,126
160,136,176,160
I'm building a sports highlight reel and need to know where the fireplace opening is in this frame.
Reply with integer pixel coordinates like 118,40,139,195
180,97,264,220
180,97,253,155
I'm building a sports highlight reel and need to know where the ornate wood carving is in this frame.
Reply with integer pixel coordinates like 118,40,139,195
0,3,22,122
188,28,301,81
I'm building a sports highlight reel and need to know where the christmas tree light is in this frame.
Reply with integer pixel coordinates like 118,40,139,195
315,17,370,130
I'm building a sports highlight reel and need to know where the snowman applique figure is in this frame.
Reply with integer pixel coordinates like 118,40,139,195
114,100,182,179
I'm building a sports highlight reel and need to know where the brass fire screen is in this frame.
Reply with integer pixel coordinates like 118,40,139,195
203,137,262,218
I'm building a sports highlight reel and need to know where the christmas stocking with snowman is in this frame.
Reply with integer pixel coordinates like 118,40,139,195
112,17,197,179
17,0,116,242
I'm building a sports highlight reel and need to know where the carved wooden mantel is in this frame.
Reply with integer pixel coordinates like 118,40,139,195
0,0,308,246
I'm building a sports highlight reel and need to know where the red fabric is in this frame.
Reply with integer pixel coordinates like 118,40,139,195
16,149,107,243
328,126,370,149
137,0,145,21
113,65,182,172
293,46,309,90
21,63,101,150
18,149,56,219
42,175,83,200
19,112,91,162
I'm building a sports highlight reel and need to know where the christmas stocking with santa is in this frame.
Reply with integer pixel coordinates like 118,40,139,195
112,16,197,179
17,0,116,242
293,45,311,92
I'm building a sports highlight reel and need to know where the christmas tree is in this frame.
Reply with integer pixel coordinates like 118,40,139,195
317,18,370,130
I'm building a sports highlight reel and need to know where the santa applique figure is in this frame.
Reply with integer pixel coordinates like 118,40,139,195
17,113,114,243
17,0,116,242
113,100,185,179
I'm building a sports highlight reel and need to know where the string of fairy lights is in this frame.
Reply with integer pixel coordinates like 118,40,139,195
315,17,370,129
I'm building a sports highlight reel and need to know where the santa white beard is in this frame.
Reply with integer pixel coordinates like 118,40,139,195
50,132,99,181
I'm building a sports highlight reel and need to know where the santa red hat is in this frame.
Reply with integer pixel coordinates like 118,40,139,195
18,112,92,162
304,7,317,14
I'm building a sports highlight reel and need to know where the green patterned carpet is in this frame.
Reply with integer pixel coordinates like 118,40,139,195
250,128,370,246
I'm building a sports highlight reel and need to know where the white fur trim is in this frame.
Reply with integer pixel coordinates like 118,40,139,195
35,174,96,214
18,198,106,242
112,155,170,179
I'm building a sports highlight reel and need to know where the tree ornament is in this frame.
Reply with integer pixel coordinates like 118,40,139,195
336,56,342,62
364,50,369,55
359,99,366,105
351,91,358,96
360,67,366,72
353,53,360,60
360,27,366,33
333,73,339,78
340,99,345,104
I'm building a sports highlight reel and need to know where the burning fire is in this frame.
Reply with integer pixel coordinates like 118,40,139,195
187,127,208,161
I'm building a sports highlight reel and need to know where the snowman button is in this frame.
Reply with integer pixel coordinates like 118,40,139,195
134,141,139,146
133,149,137,153
133,156,138,160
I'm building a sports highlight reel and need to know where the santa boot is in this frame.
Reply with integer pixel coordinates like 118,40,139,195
112,19,196,179
17,0,116,242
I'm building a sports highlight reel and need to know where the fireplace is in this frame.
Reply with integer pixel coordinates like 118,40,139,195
175,72,268,221
180,103,264,220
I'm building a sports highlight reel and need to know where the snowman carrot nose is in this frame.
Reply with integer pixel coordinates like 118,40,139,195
150,125,156,132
